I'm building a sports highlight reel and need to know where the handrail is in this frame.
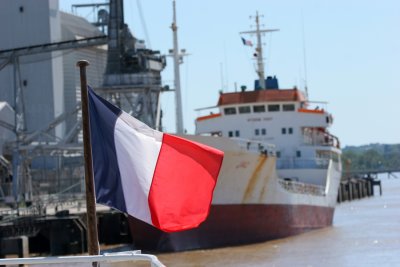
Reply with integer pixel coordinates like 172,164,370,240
302,127,340,149
231,137,275,156
298,108,325,114
0,251,165,267
277,158,329,169
278,178,325,196
196,113,221,121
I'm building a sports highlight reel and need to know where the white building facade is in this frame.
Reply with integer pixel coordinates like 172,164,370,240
0,0,107,143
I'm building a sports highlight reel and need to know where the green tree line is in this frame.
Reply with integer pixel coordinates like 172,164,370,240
342,144,400,171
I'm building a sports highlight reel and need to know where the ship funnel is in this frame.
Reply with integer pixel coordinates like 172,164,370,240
254,76,279,90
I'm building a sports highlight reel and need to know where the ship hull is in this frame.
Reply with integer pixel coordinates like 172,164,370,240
128,136,340,252
128,204,334,252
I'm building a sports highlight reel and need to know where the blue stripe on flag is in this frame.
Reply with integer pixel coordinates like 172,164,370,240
88,86,127,213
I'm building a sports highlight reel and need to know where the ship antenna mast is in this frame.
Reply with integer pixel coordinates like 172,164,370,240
301,13,309,98
240,12,279,89
171,0,184,134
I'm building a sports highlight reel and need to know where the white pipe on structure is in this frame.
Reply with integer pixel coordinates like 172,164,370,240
0,251,165,267
171,0,184,134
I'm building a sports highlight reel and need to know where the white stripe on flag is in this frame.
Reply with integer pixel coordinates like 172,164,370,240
114,112,162,225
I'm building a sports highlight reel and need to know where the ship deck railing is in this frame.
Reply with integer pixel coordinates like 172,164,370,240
0,250,165,267
278,178,326,196
231,138,276,156
277,158,329,169
302,127,340,149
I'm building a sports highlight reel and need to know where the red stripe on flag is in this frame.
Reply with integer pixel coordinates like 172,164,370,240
148,134,224,232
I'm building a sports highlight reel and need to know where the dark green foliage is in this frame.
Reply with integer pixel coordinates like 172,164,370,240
342,144,400,171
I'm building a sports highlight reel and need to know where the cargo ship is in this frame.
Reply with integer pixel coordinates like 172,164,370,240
129,13,342,252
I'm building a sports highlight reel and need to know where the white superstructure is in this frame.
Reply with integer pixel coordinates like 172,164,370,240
195,87,341,187
193,85,341,206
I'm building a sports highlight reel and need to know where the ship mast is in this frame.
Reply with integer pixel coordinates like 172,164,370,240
171,0,184,134
240,12,278,89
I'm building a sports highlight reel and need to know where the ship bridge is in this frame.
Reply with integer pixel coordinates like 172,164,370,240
195,85,340,185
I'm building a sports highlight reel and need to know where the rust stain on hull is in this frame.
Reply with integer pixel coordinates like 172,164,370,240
258,158,274,201
242,155,267,202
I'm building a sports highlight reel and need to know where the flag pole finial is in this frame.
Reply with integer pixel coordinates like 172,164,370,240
77,60,89,68
77,60,100,264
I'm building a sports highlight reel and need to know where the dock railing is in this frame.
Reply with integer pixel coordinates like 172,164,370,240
0,250,165,267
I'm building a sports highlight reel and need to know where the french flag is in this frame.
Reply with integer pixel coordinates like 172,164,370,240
87,87,224,232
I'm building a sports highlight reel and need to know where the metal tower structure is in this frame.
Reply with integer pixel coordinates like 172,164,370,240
0,0,165,209
0,36,108,206
171,0,184,134
99,0,166,128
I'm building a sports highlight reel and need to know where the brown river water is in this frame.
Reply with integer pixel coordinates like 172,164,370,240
156,176,400,267
23,176,400,267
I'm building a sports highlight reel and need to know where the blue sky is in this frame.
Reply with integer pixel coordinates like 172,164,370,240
60,0,400,147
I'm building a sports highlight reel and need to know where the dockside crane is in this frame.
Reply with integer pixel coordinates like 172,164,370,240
0,0,165,210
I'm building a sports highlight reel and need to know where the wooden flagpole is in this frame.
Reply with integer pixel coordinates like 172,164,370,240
77,60,100,261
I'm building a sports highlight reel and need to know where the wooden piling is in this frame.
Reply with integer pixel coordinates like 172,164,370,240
337,176,383,203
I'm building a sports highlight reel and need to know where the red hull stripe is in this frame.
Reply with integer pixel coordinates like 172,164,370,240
129,204,335,251
148,134,224,232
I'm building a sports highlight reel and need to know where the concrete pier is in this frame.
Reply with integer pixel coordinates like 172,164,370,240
0,209,132,257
